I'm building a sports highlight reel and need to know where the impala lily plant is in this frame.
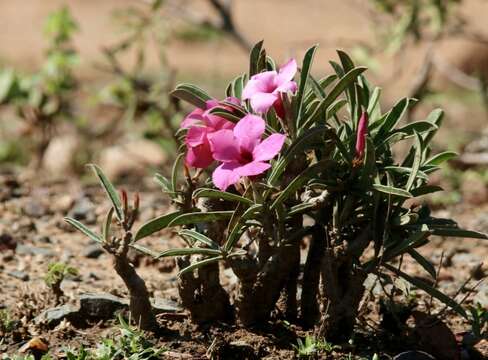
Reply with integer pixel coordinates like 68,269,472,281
66,42,487,341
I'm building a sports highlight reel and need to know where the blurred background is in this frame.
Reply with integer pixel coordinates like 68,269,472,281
1,0,488,207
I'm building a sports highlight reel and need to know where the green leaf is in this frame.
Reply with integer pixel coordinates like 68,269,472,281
64,217,102,244
168,211,233,227
410,185,443,197
207,107,242,123
172,153,185,193
224,204,263,252
170,83,212,109
154,173,172,193
134,211,183,241
405,132,422,191
270,160,335,210
431,228,487,239
178,256,224,276
88,164,123,222
178,229,220,250
395,121,438,136
384,263,467,318
268,127,332,185
159,248,222,259
375,98,410,143
102,207,114,242
249,40,265,76
373,184,413,198
322,66,368,112
367,86,382,115
193,188,253,205
424,151,458,166
408,249,437,279
296,45,318,125
130,243,160,258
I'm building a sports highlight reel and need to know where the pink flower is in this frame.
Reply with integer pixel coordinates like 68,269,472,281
208,114,286,191
181,98,239,168
355,111,368,158
242,59,298,117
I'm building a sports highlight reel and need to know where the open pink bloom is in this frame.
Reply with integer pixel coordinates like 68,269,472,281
181,98,239,168
355,111,369,158
242,59,297,117
208,114,286,191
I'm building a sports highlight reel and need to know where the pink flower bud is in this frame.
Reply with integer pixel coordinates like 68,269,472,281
355,112,368,158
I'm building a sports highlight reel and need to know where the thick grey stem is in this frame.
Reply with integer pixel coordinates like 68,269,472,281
113,256,157,331
300,225,326,327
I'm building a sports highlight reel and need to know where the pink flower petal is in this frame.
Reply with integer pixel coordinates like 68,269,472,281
181,108,205,128
277,59,297,83
233,114,266,152
212,162,241,191
355,111,369,158
208,129,240,162
236,161,271,177
275,80,297,94
252,133,286,162
186,126,207,147
242,71,277,99
250,93,279,114
185,142,214,168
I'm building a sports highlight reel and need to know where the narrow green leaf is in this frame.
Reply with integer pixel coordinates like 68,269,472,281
373,184,413,198
64,217,102,244
154,173,172,193
168,211,233,227
134,211,183,241
375,98,410,143
178,256,224,276
170,83,212,109
130,243,160,258
159,248,222,259
408,249,437,279
384,263,467,318
249,40,264,76
410,185,443,197
432,228,487,239
102,207,114,243
270,160,335,210
88,164,123,222
193,188,253,205
224,204,263,252
172,153,185,193
405,132,422,191
395,121,438,135
322,67,368,111
178,229,220,250
296,45,318,125
424,151,458,166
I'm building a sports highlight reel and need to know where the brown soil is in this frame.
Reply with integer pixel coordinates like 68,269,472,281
0,169,487,359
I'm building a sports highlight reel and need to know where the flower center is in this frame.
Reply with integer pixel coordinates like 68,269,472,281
240,149,254,164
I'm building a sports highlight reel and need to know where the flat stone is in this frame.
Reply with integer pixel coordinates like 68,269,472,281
34,304,80,326
68,197,96,224
393,351,435,360
23,200,46,217
83,244,104,259
151,298,182,314
7,270,29,281
79,292,128,319
16,244,55,257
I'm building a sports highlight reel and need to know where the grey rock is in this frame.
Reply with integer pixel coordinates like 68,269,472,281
16,244,55,257
393,351,436,360
151,298,182,314
34,304,80,326
68,197,96,224
83,244,104,259
23,200,46,217
7,270,29,281
79,293,128,319
473,283,488,307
